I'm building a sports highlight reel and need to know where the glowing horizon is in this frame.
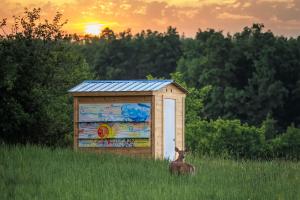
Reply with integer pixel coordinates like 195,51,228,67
84,23,103,35
1,0,299,37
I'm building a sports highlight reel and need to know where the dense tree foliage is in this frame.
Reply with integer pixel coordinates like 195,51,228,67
79,27,182,79
0,8,92,145
1,8,299,159
178,24,300,131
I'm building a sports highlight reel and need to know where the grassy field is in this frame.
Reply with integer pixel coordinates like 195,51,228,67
0,145,299,200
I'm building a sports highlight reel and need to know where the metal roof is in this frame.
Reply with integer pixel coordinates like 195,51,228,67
68,80,187,93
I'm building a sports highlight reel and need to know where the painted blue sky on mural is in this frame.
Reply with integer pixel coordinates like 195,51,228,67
79,103,151,122
121,103,150,122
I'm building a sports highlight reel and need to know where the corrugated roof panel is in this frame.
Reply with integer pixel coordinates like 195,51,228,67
77,83,97,92
105,82,128,91
69,82,89,92
130,82,149,91
103,82,121,91
114,82,136,91
68,80,188,93
146,81,170,91
141,82,162,91
90,83,105,91
135,82,155,91
105,82,123,91
100,82,120,91
123,82,144,91
92,83,111,91
84,83,100,91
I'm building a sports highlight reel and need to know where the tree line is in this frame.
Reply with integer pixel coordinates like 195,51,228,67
0,8,299,159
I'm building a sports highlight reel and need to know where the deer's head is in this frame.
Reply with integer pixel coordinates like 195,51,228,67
175,147,188,162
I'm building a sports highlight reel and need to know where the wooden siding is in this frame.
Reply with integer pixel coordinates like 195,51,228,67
73,97,78,150
154,94,163,159
151,95,156,158
153,84,186,159
182,96,186,150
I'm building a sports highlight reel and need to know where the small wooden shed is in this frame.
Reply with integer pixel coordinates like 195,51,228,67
68,80,188,160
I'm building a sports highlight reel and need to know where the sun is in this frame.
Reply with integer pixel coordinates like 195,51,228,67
84,23,103,35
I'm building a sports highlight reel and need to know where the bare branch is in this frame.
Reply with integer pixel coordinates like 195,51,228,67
0,18,7,37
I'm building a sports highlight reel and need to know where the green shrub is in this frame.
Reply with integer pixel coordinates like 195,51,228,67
186,118,300,160
271,125,300,160
186,119,264,159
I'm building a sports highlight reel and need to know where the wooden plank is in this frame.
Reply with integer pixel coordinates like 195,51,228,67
73,97,78,150
152,86,187,96
175,98,177,151
172,84,185,93
155,114,162,121
165,85,186,95
155,126,162,130
174,97,182,150
182,96,185,150
153,94,185,100
161,94,164,159
176,108,183,113
154,94,163,159
151,95,155,158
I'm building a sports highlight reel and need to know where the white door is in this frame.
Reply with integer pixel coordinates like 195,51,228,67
164,98,176,160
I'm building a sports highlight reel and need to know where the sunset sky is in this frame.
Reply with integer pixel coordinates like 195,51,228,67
1,0,300,37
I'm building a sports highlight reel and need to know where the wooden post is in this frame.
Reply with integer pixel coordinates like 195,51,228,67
73,97,78,150
161,94,164,159
151,95,155,158
182,96,185,150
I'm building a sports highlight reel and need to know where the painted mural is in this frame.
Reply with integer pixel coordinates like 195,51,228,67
78,103,151,148
78,139,150,148
78,122,150,139
79,103,151,122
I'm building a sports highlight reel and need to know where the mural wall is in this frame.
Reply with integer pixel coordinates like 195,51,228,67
78,103,151,148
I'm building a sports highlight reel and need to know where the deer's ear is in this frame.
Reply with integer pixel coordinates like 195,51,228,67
175,147,179,152
184,148,189,152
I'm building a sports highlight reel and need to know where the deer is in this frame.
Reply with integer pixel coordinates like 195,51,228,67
169,147,196,175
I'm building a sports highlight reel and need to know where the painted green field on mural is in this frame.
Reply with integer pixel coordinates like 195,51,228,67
0,145,299,200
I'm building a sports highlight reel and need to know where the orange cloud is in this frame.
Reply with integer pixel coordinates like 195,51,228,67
217,12,256,20
144,0,237,7
0,0,299,37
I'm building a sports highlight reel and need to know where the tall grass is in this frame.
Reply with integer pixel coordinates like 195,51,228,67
0,145,299,200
